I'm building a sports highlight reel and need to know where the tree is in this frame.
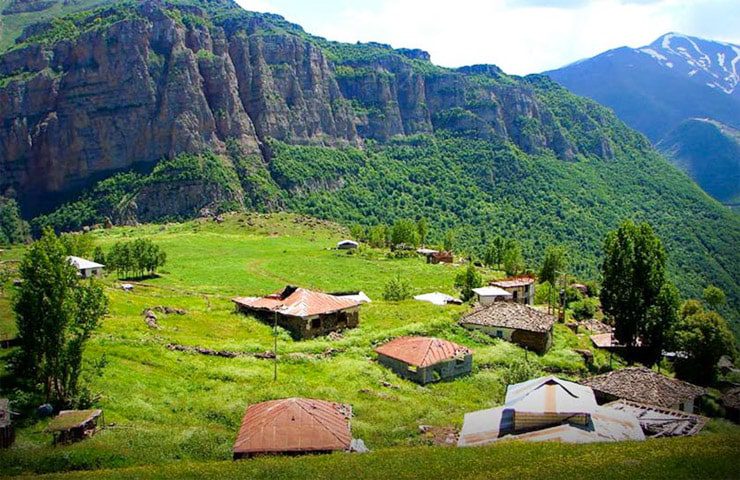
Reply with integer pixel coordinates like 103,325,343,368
539,245,568,313
443,229,456,252
600,220,667,347
60,232,95,257
502,239,524,277
368,224,388,248
643,282,681,364
483,235,506,269
455,263,483,302
390,219,419,248
673,301,735,385
106,239,166,279
703,285,726,309
93,246,106,266
13,229,108,405
349,223,366,242
416,217,429,247
0,196,30,245
382,274,411,301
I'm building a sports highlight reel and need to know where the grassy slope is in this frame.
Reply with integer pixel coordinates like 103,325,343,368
0,212,688,478
11,432,740,480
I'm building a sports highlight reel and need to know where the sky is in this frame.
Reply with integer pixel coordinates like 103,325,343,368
234,0,740,75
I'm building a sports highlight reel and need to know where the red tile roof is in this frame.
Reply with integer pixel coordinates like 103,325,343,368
233,398,352,455
491,276,535,288
375,336,472,368
232,286,361,317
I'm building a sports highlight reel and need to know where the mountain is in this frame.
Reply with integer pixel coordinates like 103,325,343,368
657,118,740,207
0,1,738,324
545,33,740,206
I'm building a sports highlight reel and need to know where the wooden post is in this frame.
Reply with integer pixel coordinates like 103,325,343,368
273,311,278,381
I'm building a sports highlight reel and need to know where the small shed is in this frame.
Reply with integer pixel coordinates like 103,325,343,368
472,286,512,305
46,409,102,444
375,336,472,385
459,302,556,353
429,251,453,264
233,286,362,340
490,276,535,305
416,248,438,257
337,240,359,250
67,256,104,278
233,398,353,459
0,399,14,449
580,367,706,413
414,292,462,306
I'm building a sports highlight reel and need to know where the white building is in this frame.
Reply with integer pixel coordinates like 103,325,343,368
471,286,512,305
337,240,359,250
67,256,104,278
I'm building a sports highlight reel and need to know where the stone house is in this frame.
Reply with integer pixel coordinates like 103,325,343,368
490,276,535,305
459,302,556,353
0,399,14,449
580,367,707,413
232,286,362,340
375,336,473,385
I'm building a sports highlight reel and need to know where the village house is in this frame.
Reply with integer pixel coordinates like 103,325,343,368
457,376,644,446
580,367,706,413
374,336,473,385
0,399,14,448
490,276,535,305
46,409,103,444
336,240,359,250
471,286,512,305
459,302,556,353
232,286,362,340
67,256,104,278
428,251,453,264
720,387,740,423
233,398,356,459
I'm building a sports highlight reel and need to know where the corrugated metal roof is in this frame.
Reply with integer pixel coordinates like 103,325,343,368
414,292,460,305
67,256,104,270
460,302,555,333
232,287,361,318
233,398,352,455
606,399,707,437
581,367,706,409
490,276,535,288
505,376,597,414
375,336,472,368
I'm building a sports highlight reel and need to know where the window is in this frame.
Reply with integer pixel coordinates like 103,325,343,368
311,318,321,330
496,330,503,338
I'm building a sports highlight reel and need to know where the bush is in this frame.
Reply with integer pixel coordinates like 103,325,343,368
382,274,411,301
570,298,599,320
501,358,541,385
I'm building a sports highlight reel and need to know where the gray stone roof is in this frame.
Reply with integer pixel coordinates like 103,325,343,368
459,302,556,333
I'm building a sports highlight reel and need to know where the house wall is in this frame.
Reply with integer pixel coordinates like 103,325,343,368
236,306,360,340
79,267,103,278
460,323,552,353
476,294,509,306
377,354,473,385
499,284,534,305
0,425,14,449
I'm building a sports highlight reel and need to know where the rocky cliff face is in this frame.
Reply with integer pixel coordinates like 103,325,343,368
0,0,616,214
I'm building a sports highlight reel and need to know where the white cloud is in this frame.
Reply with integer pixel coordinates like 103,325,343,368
234,0,739,75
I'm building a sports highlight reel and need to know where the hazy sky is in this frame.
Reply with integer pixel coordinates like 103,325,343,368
234,0,739,75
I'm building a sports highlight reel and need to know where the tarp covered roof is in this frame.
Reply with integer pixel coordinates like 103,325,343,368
233,398,352,455
414,292,460,306
375,336,471,368
505,376,598,414
233,286,361,318
67,256,104,270
472,286,512,297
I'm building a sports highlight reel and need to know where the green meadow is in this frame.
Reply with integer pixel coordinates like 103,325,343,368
0,213,737,478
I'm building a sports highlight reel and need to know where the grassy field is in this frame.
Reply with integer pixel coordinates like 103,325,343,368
0,213,737,478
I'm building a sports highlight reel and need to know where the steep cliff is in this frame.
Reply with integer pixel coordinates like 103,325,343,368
0,0,614,214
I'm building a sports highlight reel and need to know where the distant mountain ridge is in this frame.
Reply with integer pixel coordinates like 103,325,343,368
546,33,740,206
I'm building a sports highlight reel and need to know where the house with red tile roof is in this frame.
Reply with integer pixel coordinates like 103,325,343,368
233,398,353,459
375,336,473,385
232,285,362,340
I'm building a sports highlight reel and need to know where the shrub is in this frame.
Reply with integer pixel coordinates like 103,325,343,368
570,298,599,321
382,274,411,301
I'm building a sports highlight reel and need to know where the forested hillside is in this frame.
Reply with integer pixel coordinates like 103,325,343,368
1,0,738,324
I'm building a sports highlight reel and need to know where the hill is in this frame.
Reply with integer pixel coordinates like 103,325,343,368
657,118,740,207
0,1,738,323
545,33,740,206
0,213,738,478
